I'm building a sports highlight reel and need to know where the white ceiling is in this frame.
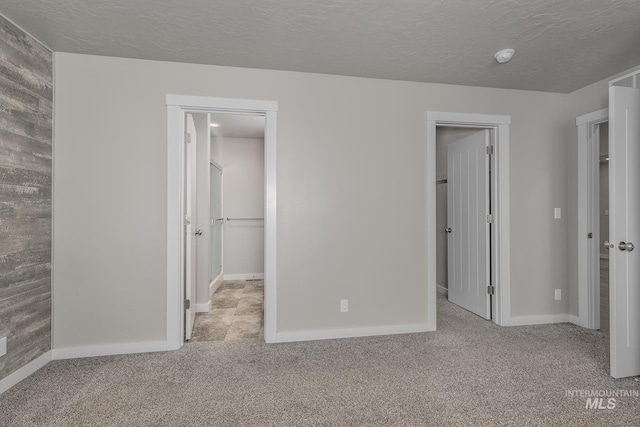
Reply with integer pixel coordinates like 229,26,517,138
3,0,640,93
209,114,265,140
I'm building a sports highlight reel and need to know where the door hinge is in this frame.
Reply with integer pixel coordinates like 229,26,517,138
184,216,191,225
486,214,494,223
487,285,495,295
184,299,191,310
486,145,494,155
184,132,191,144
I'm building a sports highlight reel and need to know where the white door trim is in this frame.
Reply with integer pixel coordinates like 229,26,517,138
426,111,511,328
576,108,608,329
166,95,278,348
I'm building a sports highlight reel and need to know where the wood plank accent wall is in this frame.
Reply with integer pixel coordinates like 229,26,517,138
0,15,52,380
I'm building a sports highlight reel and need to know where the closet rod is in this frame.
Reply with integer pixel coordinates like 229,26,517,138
226,217,264,221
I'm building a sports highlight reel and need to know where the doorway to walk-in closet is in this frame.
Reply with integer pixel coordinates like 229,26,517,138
187,112,266,343
435,125,494,322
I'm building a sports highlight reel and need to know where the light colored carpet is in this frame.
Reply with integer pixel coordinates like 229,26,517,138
1,295,638,426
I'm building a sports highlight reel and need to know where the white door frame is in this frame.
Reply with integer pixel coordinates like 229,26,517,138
576,108,608,329
166,95,278,348
426,112,511,328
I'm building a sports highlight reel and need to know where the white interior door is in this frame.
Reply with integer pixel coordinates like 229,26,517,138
447,130,491,319
608,86,640,378
184,114,197,340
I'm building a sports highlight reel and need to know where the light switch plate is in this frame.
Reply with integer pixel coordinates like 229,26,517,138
555,289,562,301
0,337,6,357
554,208,562,219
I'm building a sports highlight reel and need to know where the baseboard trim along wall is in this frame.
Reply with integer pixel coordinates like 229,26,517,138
209,272,224,298
504,314,580,327
275,322,431,343
223,273,264,281
1,341,175,395
436,285,448,296
567,315,587,328
195,302,211,313
51,341,174,360
0,351,52,395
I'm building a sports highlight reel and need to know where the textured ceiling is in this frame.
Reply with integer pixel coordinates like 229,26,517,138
2,0,640,92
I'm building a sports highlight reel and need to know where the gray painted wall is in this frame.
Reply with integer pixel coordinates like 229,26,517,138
52,52,570,349
0,16,52,380
221,137,265,277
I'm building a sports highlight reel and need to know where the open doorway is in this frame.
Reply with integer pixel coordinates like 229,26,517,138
577,77,640,378
189,113,267,342
426,112,511,328
597,122,610,334
166,95,278,349
436,126,493,320
576,109,608,331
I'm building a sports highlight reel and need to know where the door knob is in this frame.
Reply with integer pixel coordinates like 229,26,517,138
445,227,452,234
195,229,203,236
618,241,634,252
604,241,614,249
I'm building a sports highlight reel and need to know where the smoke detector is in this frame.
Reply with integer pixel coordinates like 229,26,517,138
494,49,515,64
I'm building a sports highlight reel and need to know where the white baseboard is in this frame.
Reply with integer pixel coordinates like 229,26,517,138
504,314,578,327
224,273,264,281
275,322,431,343
0,351,52,395
1,340,178,394
51,340,173,360
565,315,581,326
209,272,224,298
195,302,210,313
436,284,448,295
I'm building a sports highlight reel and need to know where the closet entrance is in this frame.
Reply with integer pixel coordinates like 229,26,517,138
426,111,511,328
436,127,493,320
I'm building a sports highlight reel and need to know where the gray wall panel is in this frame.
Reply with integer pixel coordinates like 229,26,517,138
0,14,52,381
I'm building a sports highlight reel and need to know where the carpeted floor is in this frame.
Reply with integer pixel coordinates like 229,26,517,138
1,295,638,426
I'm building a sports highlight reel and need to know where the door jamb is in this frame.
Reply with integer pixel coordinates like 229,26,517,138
426,112,511,328
576,108,608,329
166,95,278,349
